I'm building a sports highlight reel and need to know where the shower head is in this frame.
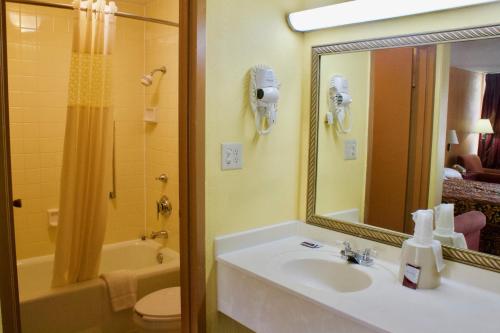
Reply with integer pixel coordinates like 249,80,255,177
141,66,166,86
141,74,154,86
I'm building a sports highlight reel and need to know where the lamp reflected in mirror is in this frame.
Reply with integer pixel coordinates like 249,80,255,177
446,130,459,151
473,118,494,144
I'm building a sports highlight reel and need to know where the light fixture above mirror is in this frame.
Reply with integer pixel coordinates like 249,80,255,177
288,0,497,32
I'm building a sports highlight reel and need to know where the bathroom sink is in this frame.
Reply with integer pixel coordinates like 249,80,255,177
279,258,372,293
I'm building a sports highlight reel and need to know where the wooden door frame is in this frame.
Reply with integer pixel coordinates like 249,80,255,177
179,0,206,332
404,45,436,233
0,1,22,332
365,46,436,233
0,0,207,331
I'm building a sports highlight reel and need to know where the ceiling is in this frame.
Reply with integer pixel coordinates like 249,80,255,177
451,38,500,74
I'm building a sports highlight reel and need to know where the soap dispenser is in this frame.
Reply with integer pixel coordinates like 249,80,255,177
433,203,467,249
398,209,445,289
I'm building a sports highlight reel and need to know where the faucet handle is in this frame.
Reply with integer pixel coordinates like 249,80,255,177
156,195,172,219
155,173,168,183
336,240,351,251
362,248,377,258
360,248,376,266
336,240,352,259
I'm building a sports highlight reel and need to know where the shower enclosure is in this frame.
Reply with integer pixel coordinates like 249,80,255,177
3,0,181,331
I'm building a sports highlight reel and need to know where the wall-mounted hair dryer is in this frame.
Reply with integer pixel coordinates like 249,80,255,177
249,65,280,135
326,75,352,134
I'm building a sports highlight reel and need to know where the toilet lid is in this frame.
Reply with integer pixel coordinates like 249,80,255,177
135,287,181,319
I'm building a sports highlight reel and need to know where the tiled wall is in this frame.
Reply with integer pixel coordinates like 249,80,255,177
106,1,147,245
8,3,75,259
7,0,179,259
144,0,180,252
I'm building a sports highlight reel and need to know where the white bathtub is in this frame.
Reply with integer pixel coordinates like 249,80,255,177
17,239,180,333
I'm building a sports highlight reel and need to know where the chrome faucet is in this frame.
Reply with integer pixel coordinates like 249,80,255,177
338,241,375,266
150,230,169,240
157,195,172,219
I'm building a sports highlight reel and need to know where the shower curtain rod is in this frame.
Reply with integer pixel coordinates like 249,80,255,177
6,0,179,27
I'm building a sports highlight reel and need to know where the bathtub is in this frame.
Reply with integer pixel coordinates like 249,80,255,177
17,239,180,333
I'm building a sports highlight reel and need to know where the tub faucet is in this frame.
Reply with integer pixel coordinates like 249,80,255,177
150,230,169,240
338,241,375,266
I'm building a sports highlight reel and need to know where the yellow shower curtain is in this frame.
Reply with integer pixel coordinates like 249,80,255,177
52,0,117,287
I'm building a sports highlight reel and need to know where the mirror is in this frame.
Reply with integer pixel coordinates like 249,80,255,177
308,26,500,272
316,45,437,233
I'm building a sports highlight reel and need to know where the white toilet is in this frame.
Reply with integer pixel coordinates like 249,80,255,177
133,287,181,333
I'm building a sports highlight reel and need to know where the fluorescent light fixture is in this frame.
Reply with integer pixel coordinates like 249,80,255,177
288,0,498,32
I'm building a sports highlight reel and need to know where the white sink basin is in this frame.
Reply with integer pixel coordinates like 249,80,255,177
279,258,373,293
217,223,500,333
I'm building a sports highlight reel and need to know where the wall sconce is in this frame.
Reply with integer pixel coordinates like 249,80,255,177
287,0,496,32
446,130,459,151
473,118,494,145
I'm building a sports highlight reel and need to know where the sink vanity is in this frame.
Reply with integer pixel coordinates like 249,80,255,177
216,221,500,333
217,23,500,333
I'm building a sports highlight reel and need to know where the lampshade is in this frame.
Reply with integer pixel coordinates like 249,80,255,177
287,0,496,32
446,130,459,145
473,119,494,134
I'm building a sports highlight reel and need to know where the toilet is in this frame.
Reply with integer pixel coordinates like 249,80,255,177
133,287,181,333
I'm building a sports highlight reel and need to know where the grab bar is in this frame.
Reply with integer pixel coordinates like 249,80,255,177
109,121,117,199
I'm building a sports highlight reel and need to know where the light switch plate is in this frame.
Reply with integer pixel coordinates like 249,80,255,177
344,140,357,160
221,143,243,170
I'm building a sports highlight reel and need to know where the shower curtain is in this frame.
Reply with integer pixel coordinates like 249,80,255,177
52,0,117,287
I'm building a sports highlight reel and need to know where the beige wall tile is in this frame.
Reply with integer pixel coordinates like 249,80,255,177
9,0,180,260
8,3,148,259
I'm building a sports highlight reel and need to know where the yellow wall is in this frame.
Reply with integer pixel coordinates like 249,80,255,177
7,0,180,259
144,0,180,252
106,1,148,245
428,44,451,208
315,52,370,219
206,1,500,332
205,0,305,331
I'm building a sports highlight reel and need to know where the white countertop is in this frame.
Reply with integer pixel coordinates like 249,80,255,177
216,221,500,333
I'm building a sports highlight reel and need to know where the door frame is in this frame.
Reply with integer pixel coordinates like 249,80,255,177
179,0,206,332
0,0,22,332
0,0,207,331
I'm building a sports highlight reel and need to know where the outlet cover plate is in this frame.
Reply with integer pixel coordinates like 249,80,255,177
344,140,357,160
221,143,243,170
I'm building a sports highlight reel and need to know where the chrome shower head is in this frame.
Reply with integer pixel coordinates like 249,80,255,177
141,66,166,87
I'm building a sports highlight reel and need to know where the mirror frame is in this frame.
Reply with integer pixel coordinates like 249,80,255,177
307,24,500,273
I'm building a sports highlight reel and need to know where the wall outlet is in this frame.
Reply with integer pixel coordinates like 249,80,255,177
344,140,357,160
221,143,243,170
